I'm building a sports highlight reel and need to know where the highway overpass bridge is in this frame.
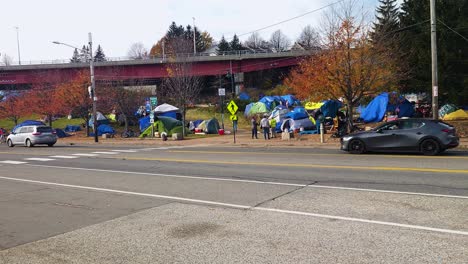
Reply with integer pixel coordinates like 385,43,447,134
0,50,311,90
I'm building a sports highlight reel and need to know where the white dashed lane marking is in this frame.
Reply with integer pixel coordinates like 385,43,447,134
24,158,56,162
72,153,98,157
111,150,137,153
49,155,79,159
0,160,28,164
92,152,119,155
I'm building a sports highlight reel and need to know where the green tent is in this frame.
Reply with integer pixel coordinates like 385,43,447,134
196,118,220,134
139,116,184,138
248,102,269,115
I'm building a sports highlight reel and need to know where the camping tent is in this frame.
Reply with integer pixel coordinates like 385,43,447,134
439,104,458,119
13,120,46,132
247,102,269,115
280,95,301,106
268,105,289,122
239,92,250,101
196,118,220,134
281,118,315,132
154,103,179,119
443,109,468,120
89,112,109,128
54,128,70,138
304,102,324,110
284,106,309,120
320,100,342,118
360,93,415,123
139,116,184,138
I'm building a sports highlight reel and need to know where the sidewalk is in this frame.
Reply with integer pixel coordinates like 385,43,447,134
58,130,467,150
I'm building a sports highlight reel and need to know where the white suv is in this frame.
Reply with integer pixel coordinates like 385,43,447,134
7,125,57,147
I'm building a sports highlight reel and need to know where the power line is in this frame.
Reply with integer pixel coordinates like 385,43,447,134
237,0,346,38
437,19,468,43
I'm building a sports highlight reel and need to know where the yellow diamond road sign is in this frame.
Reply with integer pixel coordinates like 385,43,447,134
230,115,238,121
227,100,238,115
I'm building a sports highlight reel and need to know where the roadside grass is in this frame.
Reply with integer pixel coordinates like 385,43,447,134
186,106,250,130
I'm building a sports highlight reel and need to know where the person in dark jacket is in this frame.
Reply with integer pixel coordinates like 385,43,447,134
251,116,258,139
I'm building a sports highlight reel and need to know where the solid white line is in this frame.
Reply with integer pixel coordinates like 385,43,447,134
253,207,468,236
72,153,98,157
24,158,56,162
26,164,306,187
308,185,468,200
0,160,28,164
0,175,466,236
25,164,468,200
92,152,119,155
49,155,79,159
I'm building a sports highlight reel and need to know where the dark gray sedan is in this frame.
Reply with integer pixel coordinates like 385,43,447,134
341,119,459,155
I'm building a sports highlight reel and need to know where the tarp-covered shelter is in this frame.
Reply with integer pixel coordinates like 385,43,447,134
13,120,46,132
64,125,81,132
239,92,250,101
269,105,289,122
280,94,301,106
139,116,184,138
89,124,115,137
320,100,342,118
284,106,309,120
196,118,220,134
304,102,324,110
154,103,179,119
360,93,415,123
54,128,70,138
89,112,109,128
281,118,315,132
439,104,458,119
443,109,468,120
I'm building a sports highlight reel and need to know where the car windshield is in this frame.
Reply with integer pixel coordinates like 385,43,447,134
37,126,53,133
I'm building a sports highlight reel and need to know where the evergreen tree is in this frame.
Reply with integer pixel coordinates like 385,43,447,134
70,48,81,63
216,36,231,55
79,45,90,62
229,34,244,51
399,0,468,105
94,45,106,62
371,0,400,42
167,22,185,38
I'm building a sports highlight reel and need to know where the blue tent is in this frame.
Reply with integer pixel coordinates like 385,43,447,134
158,111,177,119
360,93,389,123
64,125,81,132
320,100,342,118
54,128,70,138
280,95,301,106
94,124,115,136
139,116,151,132
13,120,46,132
397,99,415,118
239,92,250,101
259,96,276,110
284,106,309,120
244,103,254,117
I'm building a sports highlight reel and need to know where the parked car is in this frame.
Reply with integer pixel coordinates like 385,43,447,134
7,125,57,147
341,119,459,155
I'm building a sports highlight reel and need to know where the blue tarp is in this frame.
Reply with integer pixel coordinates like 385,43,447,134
13,120,46,132
158,111,177,119
139,116,151,132
93,124,115,136
54,128,70,138
360,93,389,123
280,95,301,106
320,100,342,118
259,96,276,110
284,106,308,120
239,92,250,101
397,99,415,118
64,125,81,132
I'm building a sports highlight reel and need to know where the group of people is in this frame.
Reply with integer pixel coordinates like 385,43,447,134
251,115,277,140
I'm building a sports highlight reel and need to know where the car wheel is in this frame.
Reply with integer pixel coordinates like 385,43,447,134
7,139,14,147
47,143,54,147
420,139,440,156
25,139,33,148
349,139,366,154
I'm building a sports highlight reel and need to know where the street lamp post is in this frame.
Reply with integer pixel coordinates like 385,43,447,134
52,32,98,143
192,17,196,55
14,27,21,65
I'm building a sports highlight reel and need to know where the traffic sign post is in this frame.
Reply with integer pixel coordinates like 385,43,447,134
226,100,239,144
149,112,155,138
218,88,225,130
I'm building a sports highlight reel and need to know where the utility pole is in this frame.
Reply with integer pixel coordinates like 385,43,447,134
89,33,98,143
430,0,439,119
192,17,197,55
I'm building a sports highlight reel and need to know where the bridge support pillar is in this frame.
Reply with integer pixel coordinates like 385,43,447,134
234,72,244,95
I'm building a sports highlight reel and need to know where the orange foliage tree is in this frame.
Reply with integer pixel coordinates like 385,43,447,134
285,16,398,127
55,71,93,135
0,92,26,126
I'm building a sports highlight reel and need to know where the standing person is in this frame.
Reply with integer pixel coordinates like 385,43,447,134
269,118,277,138
260,114,270,140
251,116,258,139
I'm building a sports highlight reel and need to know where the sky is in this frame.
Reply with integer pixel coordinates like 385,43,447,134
0,0,381,63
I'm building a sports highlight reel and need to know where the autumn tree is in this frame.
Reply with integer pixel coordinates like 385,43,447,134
54,71,93,135
285,2,398,128
163,58,202,138
0,92,25,126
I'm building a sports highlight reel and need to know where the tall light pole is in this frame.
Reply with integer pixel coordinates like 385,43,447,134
52,32,98,143
192,17,197,55
430,0,439,119
14,26,21,65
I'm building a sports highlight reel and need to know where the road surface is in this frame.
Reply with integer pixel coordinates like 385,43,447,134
0,143,467,263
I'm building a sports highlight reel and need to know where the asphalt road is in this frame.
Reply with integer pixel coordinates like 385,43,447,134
0,143,467,263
